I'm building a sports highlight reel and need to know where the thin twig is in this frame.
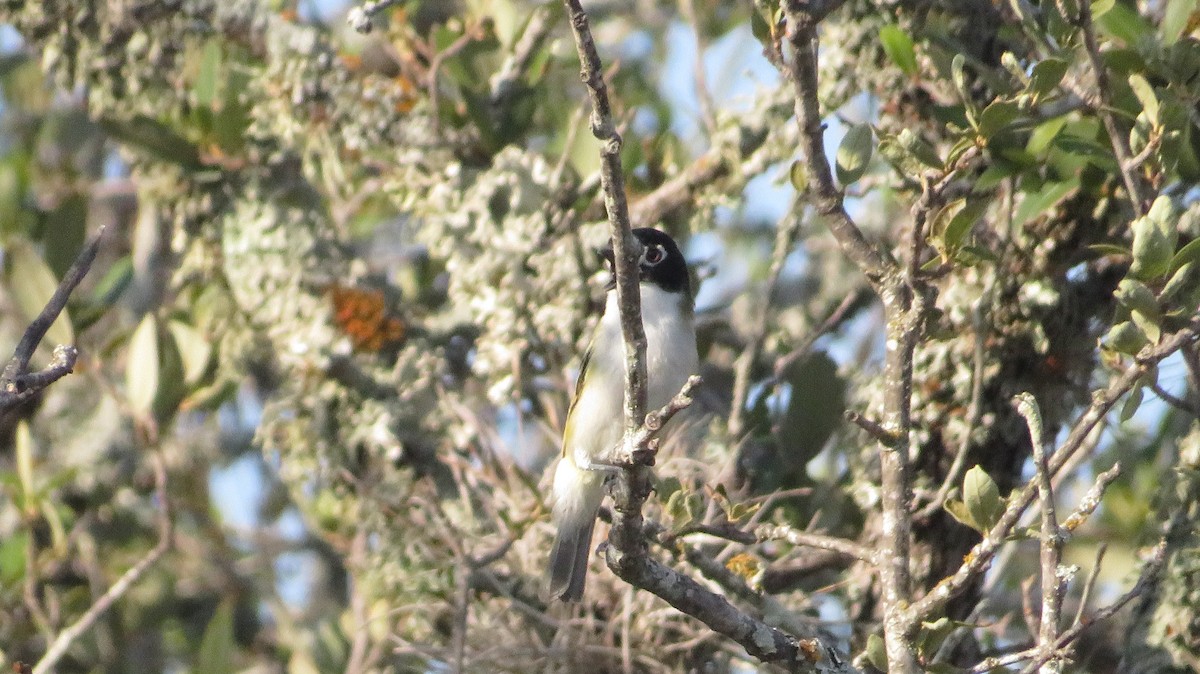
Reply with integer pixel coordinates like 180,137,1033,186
772,288,866,384
1014,393,1064,672
1,226,106,409
1015,539,1169,674
844,410,898,447
918,300,988,521
33,450,172,674
344,531,372,674
678,0,717,136
489,4,554,108
427,27,482,136
780,5,891,282
604,375,702,466
756,524,876,563
346,0,405,33
1075,1,1149,215
1073,543,1107,627
561,0,646,431
450,554,470,674
626,85,796,230
729,197,803,439
1060,463,1121,533
1149,382,1198,418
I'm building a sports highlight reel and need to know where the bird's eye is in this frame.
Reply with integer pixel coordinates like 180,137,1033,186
644,245,665,265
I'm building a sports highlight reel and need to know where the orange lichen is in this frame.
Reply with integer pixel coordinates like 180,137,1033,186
329,285,406,352
725,553,760,581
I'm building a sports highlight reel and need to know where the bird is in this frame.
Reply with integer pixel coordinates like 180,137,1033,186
547,227,699,602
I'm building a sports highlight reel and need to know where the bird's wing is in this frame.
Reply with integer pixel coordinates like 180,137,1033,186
561,338,594,458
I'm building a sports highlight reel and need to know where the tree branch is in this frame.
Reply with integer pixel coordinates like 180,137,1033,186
781,6,916,669
1014,393,1065,672
561,4,854,669
33,449,172,674
906,318,1200,626
1,226,106,411
1075,1,1149,215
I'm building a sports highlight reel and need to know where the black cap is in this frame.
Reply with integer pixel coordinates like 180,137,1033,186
601,228,690,295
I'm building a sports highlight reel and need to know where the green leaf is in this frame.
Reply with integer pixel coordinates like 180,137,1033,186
1027,58,1069,97
955,244,999,266
836,124,874,185
42,193,87,278
951,53,969,101
1130,307,1162,344
1129,196,1179,281
656,476,684,504
1014,177,1079,227
1168,236,1200,275
1115,278,1160,318
40,497,68,556
1000,51,1025,81
194,40,221,108
1088,243,1131,257
865,634,888,671
917,617,960,660
898,128,942,169
778,353,847,472
1161,0,1196,42
1103,320,1148,355
946,137,977,167
167,320,212,386
1027,116,1068,156
1119,386,1143,422
0,531,28,587
1160,261,1196,303
879,25,918,76
126,314,160,418
977,100,1021,139
1091,0,1116,19
99,115,202,169
4,237,74,346
1127,74,1159,126
944,200,988,250
1098,2,1153,44
665,488,697,529
196,598,236,674
16,420,35,513
788,159,807,192
963,465,1003,533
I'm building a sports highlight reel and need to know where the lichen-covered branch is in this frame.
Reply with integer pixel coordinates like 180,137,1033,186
1014,393,1064,671
780,5,916,669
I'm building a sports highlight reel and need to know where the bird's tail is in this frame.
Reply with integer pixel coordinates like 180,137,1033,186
547,457,604,601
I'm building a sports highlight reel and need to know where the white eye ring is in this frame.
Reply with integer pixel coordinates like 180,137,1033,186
644,244,665,266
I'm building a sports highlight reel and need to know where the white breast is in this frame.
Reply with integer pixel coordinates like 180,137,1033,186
565,284,699,464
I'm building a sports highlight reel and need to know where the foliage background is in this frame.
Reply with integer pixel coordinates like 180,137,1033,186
0,0,1198,672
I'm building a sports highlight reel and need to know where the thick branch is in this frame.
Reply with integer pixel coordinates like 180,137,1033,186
781,6,915,669
562,0,646,431
781,4,893,283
